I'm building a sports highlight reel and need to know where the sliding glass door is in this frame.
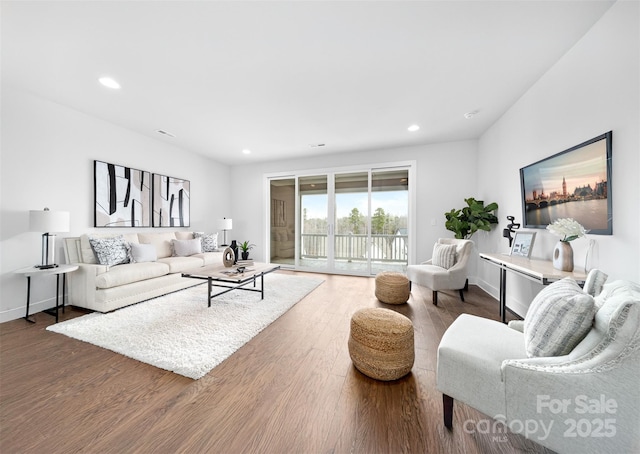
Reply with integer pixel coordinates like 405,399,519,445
268,164,412,276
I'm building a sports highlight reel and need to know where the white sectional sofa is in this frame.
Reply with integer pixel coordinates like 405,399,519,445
63,231,222,313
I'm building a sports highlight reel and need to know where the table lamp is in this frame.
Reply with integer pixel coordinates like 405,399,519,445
29,208,70,269
217,217,232,246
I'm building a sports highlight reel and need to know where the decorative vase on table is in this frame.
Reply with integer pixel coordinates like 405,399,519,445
230,240,238,265
553,241,574,272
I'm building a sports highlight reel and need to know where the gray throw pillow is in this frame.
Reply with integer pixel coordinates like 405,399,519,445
432,243,457,269
129,243,157,263
172,238,202,257
89,235,130,266
524,278,596,358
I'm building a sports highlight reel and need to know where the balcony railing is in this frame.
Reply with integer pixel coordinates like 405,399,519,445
301,233,408,263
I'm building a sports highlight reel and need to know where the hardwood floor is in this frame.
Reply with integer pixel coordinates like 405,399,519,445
0,272,554,454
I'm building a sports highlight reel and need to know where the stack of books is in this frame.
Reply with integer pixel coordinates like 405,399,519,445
236,259,254,267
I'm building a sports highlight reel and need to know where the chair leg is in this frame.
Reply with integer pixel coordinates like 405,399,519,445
432,290,438,306
443,394,453,429
464,278,469,292
459,289,465,302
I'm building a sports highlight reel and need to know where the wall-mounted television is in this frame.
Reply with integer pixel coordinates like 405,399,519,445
519,131,612,235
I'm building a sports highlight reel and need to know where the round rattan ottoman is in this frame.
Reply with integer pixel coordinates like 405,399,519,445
375,272,410,304
348,308,414,381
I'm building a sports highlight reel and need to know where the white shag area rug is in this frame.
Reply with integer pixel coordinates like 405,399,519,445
47,273,323,379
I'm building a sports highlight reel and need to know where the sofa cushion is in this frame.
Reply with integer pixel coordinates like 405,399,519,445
172,238,202,256
524,278,596,358
137,232,177,258
194,232,218,252
432,243,457,269
157,256,205,273
192,252,223,266
95,262,170,289
89,235,130,266
175,231,195,240
129,243,158,263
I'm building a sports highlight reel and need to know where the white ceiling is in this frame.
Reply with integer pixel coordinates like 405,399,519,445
2,1,615,166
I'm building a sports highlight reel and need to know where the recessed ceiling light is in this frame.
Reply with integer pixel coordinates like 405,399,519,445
99,77,121,89
157,130,176,138
464,110,480,119
242,149,251,155
408,124,420,132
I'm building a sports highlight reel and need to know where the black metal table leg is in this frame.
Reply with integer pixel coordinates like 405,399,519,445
55,274,60,323
500,266,507,323
24,276,35,323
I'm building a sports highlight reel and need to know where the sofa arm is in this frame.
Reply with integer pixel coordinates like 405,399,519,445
66,263,105,307
502,355,640,453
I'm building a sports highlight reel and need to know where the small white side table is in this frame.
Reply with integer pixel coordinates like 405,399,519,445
14,264,79,323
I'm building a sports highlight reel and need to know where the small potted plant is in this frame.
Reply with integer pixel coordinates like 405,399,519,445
239,241,255,260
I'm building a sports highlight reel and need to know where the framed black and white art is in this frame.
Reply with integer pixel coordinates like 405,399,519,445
152,173,190,227
94,160,151,227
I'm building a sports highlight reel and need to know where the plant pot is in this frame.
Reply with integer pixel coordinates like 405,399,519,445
553,241,574,272
241,251,249,260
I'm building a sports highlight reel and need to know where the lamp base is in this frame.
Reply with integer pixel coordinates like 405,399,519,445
35,264,59,269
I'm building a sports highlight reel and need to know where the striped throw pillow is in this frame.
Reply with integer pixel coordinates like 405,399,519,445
524,278,596,358
432,243,457,269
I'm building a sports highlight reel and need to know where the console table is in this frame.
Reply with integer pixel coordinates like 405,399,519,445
15,264,78,323
479,253,587,323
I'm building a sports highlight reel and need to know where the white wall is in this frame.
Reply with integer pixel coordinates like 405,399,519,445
0,87,231,322
475,0,640,315
229,140,479,267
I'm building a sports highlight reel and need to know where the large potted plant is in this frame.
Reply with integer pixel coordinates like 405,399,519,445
445,198,499,239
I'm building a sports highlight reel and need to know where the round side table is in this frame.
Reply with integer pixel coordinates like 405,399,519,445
14,264,79,323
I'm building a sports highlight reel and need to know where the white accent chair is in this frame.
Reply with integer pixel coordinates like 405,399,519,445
436,278,640,453
406,238,473,305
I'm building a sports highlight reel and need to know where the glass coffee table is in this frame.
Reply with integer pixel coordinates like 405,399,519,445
182,263,281,307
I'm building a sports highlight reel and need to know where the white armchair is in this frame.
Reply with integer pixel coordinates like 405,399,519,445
436,277,640,453
406,238,473,305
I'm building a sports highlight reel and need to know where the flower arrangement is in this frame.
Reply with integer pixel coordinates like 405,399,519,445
546,218,588,242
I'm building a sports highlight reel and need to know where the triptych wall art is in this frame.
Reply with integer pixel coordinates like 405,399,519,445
94,160,190,228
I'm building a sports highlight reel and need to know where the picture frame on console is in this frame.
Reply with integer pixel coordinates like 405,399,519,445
519,131,612,235
510,231,536,258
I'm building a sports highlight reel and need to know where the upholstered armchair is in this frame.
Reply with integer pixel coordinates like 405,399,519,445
436,273,640,453
406,238,473,305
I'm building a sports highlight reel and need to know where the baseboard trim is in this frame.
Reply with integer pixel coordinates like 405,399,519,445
0,296,59,324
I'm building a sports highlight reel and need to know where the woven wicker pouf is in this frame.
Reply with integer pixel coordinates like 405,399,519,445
348,308,414,381
375,271,410,304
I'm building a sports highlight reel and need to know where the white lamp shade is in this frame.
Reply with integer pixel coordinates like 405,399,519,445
217,218,232,230
30,210,70,233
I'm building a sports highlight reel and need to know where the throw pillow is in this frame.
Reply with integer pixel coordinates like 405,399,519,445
432,243,457,269
524,277,596,358
129,243,158,263
583,269,608,299
194,232,218,252
89,235,130,266
172,238,202,257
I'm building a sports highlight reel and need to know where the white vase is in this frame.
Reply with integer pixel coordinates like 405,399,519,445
553,241,574,272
